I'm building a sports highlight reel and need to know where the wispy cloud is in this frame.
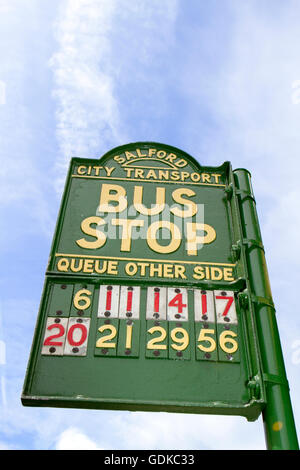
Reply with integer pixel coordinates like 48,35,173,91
0,1,57,240
49,0,124,193
49,0,179,194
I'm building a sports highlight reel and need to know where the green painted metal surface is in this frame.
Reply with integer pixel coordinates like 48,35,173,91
234,169,299,450
22,142,271,422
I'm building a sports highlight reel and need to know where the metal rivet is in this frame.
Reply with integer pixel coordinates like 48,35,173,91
72,347,79,353
153,313,159,319
203,323,209,329
77,318,83,323
224,324,230,330
126,320,133,325
153,350,160,356
126,312,132,317
128,286,133,291
49,347,56,353
224,317,230,322
176,351,183,357
227,354,233,361
205,353,211,359
175,288,181,293
104,319,111,324
154,321,160,326
107,285,112,290
61,285,67,289
104,311,111,317
125,349,131,355
56,310,63,316
202,315,208,321
154,287,160,292
102,348,108,355
201,290,207,294
77,310,84,316
54,318,61,323
221,291,227,296
176,322,182,327
175,314,181,319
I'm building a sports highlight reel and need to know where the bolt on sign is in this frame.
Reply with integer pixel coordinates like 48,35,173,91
21,142,296,436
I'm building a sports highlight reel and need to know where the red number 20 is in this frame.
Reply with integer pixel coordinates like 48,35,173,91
43,323,65,346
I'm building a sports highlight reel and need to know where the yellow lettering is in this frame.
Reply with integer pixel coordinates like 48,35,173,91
98,183,127,213
133,185,165,215
202,173,211,183
70,258,83,272
171,188,197,218
180,171,190,181
190,172,201,182
149,263,163,277
114,155,125,164
93,166,102,176
170,171,180,180
211,173,221,184
175,158,187,168
145,169,158,179
83,259,94,273
165,153,177,163
136,148,147,157
76,216,107,249
158,170,169,180
107,261,118,275
125,151,136,160
137,262,150,276
147,221,181,254
125,262,138,276
211,267,223,280
111,218,144,251
104,166,115,177
174,264,187,279
77,165,86,175
57,258,69,272
193,266,205,280
224,267,234,281
157,150,166,159
94,260,108,274
125,168,134,177
148,148,157,157
186,223,216,255
163,264,174,278
135,169,144,178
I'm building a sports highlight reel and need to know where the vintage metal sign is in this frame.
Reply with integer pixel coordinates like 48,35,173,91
22,142,267,421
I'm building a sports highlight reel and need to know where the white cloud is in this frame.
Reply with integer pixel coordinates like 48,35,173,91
49,0,124,193
179,1,300,172
110,411,265,450
49,0,179,193
0,0,57,240
55,427,103,450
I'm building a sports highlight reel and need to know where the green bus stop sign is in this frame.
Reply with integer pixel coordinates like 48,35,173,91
22,142,298,449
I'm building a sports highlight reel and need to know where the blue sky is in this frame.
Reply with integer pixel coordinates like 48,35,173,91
1,0,300,450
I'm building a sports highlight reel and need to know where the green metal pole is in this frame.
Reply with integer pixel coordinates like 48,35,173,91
233,168,299,450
